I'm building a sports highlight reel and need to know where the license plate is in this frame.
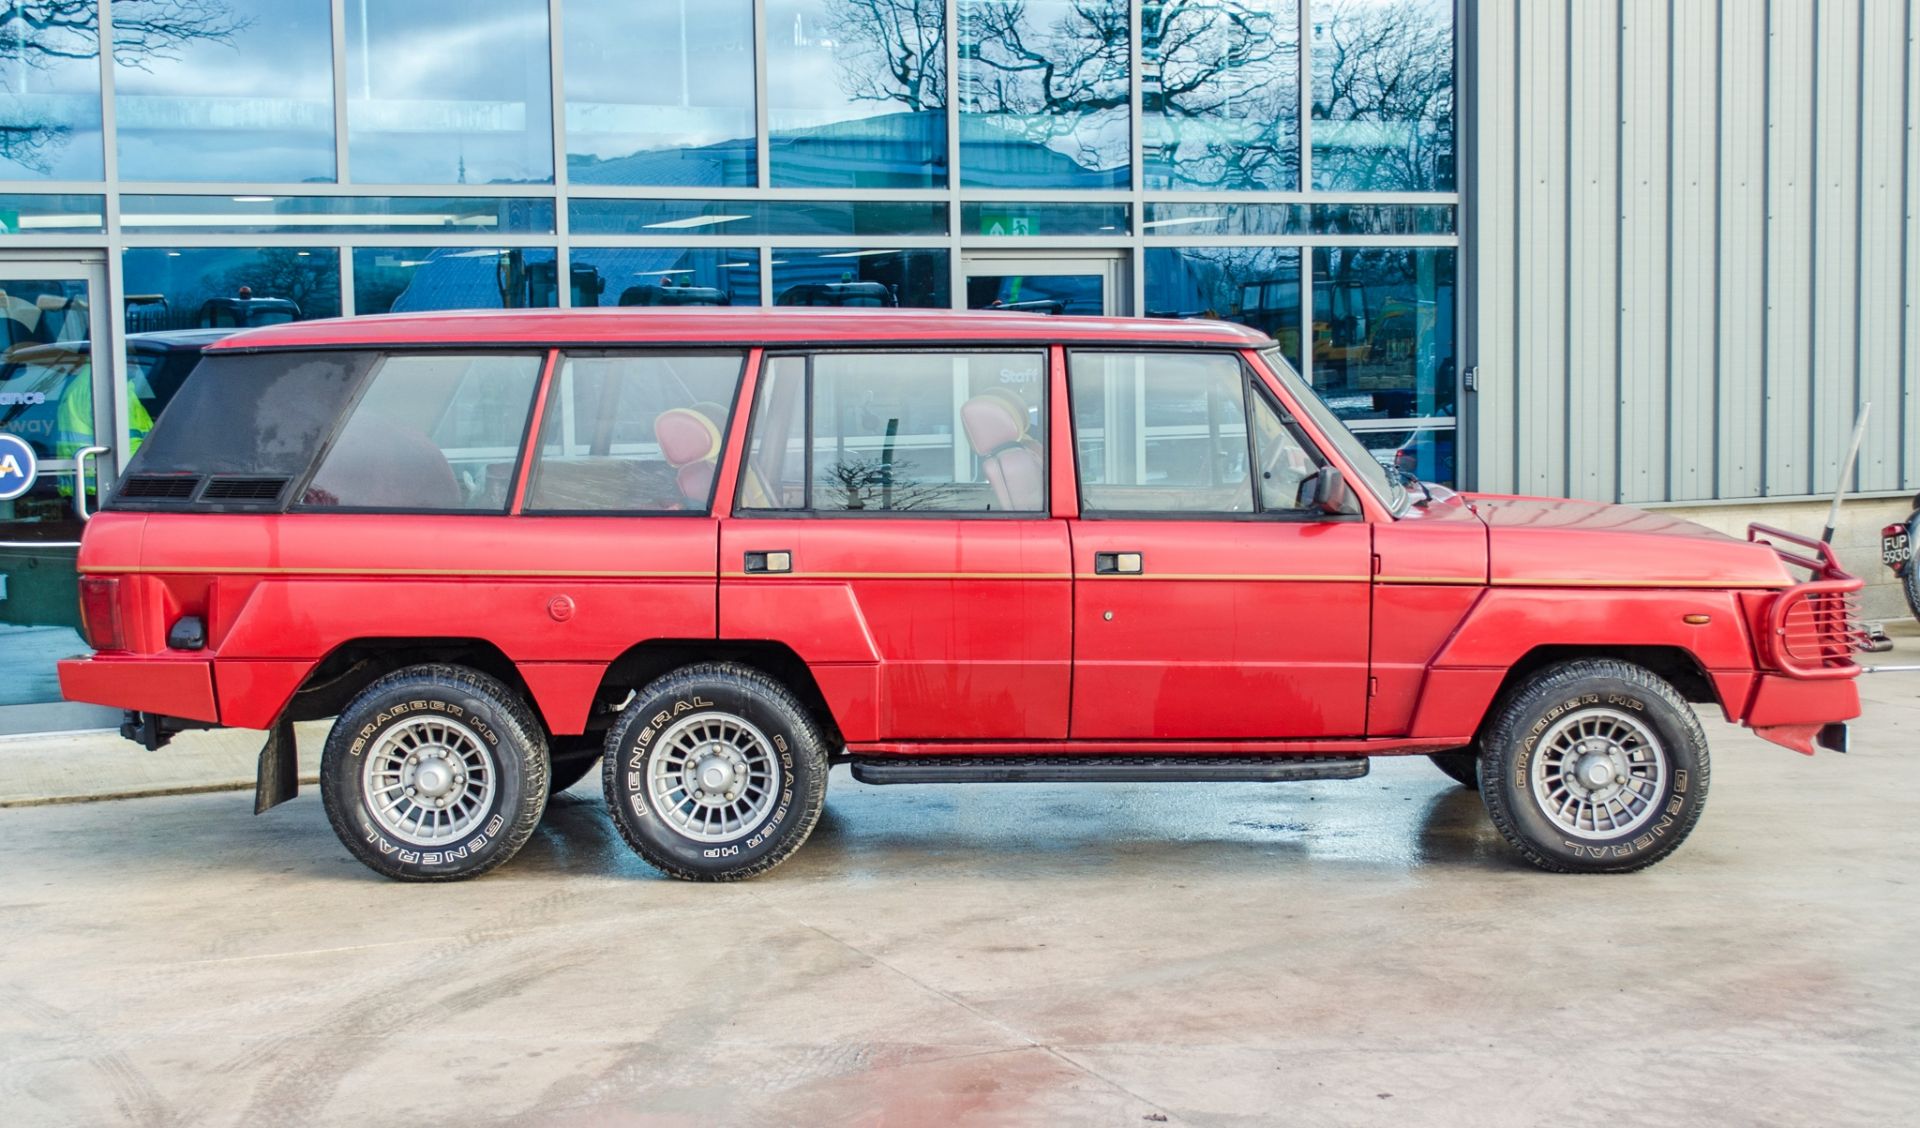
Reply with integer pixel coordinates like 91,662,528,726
1883,531,1912,565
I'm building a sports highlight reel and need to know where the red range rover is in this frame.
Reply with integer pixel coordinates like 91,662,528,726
59,310,1863,882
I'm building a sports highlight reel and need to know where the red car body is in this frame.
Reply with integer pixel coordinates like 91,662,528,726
59,309,1859,758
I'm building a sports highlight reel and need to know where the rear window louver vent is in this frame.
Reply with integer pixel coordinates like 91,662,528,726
117,474,201,500
199,475,289,502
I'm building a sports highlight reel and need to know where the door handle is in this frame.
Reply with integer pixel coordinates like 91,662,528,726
743,550,792,574
1094,551,1143,575
73,446,108,522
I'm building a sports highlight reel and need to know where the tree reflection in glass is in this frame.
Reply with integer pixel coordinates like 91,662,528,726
768,0,948,188
956,0,1130,188
0,1,238,179
113,0,335,183
1142,0,1299,190
1309,0,1454,192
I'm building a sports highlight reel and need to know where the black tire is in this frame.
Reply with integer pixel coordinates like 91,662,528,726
602,662,828,881
1902,515,1920,623
546,735,603,798
1478,659,1710,874
1427,749,1479,789
320,664,549,882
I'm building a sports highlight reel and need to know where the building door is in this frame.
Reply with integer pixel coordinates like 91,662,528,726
0,256,118,734
963,253,1129,316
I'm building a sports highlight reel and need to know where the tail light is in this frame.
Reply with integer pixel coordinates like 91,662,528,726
77,576,126,651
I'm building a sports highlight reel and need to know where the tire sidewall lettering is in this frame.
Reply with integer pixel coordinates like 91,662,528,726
1501,680,1701,865
611,685,812,868
347,689,513,872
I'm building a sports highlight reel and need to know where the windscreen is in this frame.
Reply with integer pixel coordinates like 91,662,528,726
112,350,376,488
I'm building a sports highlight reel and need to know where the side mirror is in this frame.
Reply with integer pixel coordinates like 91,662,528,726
1312,465,1349,515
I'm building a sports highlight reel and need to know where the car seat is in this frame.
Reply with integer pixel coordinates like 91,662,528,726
303,417,460,508
959,390,1043,511
654,406,724,508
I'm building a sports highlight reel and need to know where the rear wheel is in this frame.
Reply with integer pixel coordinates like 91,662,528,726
1479,659,1709,874
320,664,548,881
1426,749,1479,789
602,663,828,881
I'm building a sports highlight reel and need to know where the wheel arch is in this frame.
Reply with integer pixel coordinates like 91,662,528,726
589,639,848,753
1460,644,1724,750
281,637,538,727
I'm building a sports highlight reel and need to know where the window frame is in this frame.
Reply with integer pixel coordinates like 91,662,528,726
733,346,1052,520
1064,347,1360,524
519,347,751,518
288,348,549,516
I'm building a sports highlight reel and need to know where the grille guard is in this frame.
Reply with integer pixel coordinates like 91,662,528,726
1747,523,1867,679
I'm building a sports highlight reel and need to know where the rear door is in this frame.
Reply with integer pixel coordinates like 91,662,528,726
1064,350,1372,739
719,349,1070,744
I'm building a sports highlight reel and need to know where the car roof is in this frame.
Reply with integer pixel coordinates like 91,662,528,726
209,308,1275,352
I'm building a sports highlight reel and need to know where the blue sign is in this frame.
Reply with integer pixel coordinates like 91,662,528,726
0,433,36,501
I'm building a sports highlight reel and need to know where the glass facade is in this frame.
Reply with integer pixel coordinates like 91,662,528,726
113,0,337,183
1,0,1457,486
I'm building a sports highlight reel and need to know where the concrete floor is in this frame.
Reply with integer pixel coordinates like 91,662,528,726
3,676,1918,1126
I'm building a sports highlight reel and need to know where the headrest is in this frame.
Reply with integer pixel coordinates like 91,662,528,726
960,391,1029,457
654,406,722,467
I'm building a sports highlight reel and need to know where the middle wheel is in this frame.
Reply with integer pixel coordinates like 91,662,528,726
602,663,829,881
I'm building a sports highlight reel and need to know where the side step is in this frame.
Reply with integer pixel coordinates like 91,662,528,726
848,755,1369,786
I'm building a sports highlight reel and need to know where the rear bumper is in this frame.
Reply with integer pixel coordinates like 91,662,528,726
57,655,220,725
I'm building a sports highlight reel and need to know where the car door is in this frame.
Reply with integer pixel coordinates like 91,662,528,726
720,349,1071,744
1064,350,1373,740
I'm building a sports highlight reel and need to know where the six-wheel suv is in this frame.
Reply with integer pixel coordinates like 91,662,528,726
59,309,1864,882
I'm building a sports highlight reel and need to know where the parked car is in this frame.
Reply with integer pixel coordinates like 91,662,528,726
1882,496,1920,622
59,310,1864,883
197,292,299,329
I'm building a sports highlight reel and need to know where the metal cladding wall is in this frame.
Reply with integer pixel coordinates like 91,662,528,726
1462,0,1919,504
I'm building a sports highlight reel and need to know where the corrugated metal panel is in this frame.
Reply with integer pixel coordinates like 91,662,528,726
1717,0,1768,498
1514,0,1568,498
1902,0,1919,493
1466,0,1919,504
1811,0,1861,493
1463,0,1520,493
1617,0,1669,502
1857,0,1907,492
1766,0,1818,499
1567,0,1621,501
1669,0,1717,499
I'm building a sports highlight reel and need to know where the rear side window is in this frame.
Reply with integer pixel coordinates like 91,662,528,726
301,353,543,512
113,350,376,505
740,351,1047,514
523,351,745,513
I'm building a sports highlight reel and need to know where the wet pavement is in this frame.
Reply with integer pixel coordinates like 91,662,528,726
2,672,1918,1126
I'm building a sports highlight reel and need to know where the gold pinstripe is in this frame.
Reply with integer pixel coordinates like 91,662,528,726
77,565,1791,590
78,565,711,579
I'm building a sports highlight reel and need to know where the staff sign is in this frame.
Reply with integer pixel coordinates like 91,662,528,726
0,433,37,501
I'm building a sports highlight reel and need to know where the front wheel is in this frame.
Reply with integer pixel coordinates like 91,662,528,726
1479,659,1710,874
602,663,829,881
319,664,549,881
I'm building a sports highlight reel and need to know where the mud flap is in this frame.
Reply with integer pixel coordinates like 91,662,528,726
254,718,299,814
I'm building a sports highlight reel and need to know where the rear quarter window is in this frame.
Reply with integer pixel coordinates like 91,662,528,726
111,350,376,508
